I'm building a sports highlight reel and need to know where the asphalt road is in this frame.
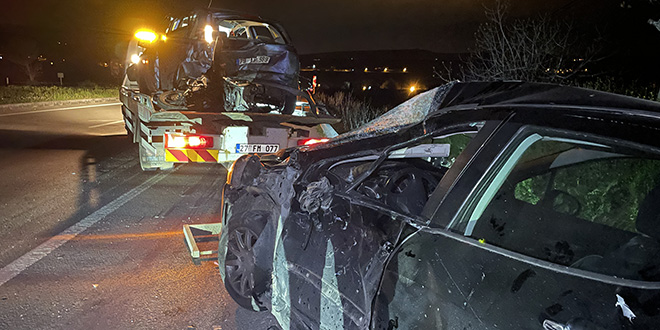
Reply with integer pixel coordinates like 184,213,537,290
0,101,278,329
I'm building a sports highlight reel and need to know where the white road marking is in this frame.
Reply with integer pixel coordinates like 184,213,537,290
88,120,125,129
0,168,176,287
0,102,122,118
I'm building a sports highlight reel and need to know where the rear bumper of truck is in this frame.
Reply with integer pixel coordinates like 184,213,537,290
119,87,339,169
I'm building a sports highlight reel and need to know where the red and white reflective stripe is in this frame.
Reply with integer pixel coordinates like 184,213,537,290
165,149,220,163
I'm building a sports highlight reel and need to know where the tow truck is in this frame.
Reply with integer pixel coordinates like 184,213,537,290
120,8,339,171
120,86,338,170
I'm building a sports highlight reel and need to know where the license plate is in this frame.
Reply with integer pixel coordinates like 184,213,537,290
235,144,279,154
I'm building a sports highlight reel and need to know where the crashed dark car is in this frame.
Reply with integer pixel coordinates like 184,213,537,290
218,81,660,329
125,9,300,114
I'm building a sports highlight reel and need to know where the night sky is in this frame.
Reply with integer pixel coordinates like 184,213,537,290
0,0,659,82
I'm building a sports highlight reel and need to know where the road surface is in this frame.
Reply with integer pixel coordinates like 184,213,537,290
0,101,278,329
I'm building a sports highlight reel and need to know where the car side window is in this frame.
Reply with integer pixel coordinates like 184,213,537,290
172,19,181,32
230,27,248,39
250,26,275,43
458,131,660,281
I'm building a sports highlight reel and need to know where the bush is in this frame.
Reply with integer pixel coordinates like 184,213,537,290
315,91,388,133
574,77,658,101
0,85,118,105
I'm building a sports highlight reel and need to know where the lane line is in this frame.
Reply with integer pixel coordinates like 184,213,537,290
0,168,176,287
88,120,125,129
0,102,122,118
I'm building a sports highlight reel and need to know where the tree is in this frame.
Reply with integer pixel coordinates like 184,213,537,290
5,38,43,84
463,0,598,83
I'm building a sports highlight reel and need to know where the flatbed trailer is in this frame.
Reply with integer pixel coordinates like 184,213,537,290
119,86,339,171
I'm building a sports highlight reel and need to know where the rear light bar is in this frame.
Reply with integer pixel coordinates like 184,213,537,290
298,138,330,146
165,133,214,149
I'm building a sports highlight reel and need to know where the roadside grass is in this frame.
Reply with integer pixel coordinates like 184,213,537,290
0,85,118,105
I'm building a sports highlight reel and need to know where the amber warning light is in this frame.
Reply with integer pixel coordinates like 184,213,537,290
134,29,158,43
165,134,214,149
298,138,330,146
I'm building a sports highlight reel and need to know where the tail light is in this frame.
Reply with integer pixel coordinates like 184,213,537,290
165,133,214,149
297,138,330,146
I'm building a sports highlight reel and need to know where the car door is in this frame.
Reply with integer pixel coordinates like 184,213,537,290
277,121,495,330
373,122,660,330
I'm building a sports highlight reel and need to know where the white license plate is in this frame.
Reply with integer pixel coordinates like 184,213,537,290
235,144,279,154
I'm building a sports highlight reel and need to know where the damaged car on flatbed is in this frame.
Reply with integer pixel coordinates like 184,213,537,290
121,9,338,170
219,81,660,330
125,8,302,113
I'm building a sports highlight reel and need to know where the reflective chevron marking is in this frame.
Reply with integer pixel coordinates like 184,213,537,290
165,149,220,163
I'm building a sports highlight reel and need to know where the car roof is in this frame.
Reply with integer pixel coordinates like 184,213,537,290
167,8,264,21
434,81,660,116
325,81,660,148
204,8,263,21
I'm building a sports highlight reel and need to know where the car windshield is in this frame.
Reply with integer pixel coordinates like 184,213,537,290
329,82,455,145
218,19,286,44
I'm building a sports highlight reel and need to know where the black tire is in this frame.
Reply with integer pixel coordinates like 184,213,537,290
223,211,269,311
281,93,297,115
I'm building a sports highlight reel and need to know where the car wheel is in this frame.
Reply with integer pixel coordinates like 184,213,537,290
224,214,268,311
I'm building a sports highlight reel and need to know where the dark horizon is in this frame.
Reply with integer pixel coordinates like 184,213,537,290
1,0,659,85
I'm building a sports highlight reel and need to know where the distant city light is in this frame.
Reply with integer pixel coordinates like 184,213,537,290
409,85,416,93
312,64,316,69
403,67,407,72
362,86,367,91
364,67,368,72
383,67,388,72
50,62,54,65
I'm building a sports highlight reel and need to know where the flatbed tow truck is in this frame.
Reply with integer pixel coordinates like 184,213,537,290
121,9,340,265
120,86,338,171
120,8,339,171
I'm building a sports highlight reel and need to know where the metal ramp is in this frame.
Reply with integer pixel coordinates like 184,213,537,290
183,223,222,264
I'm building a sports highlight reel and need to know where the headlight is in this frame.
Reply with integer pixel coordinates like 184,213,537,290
130,54,140,64
204,25,214,44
